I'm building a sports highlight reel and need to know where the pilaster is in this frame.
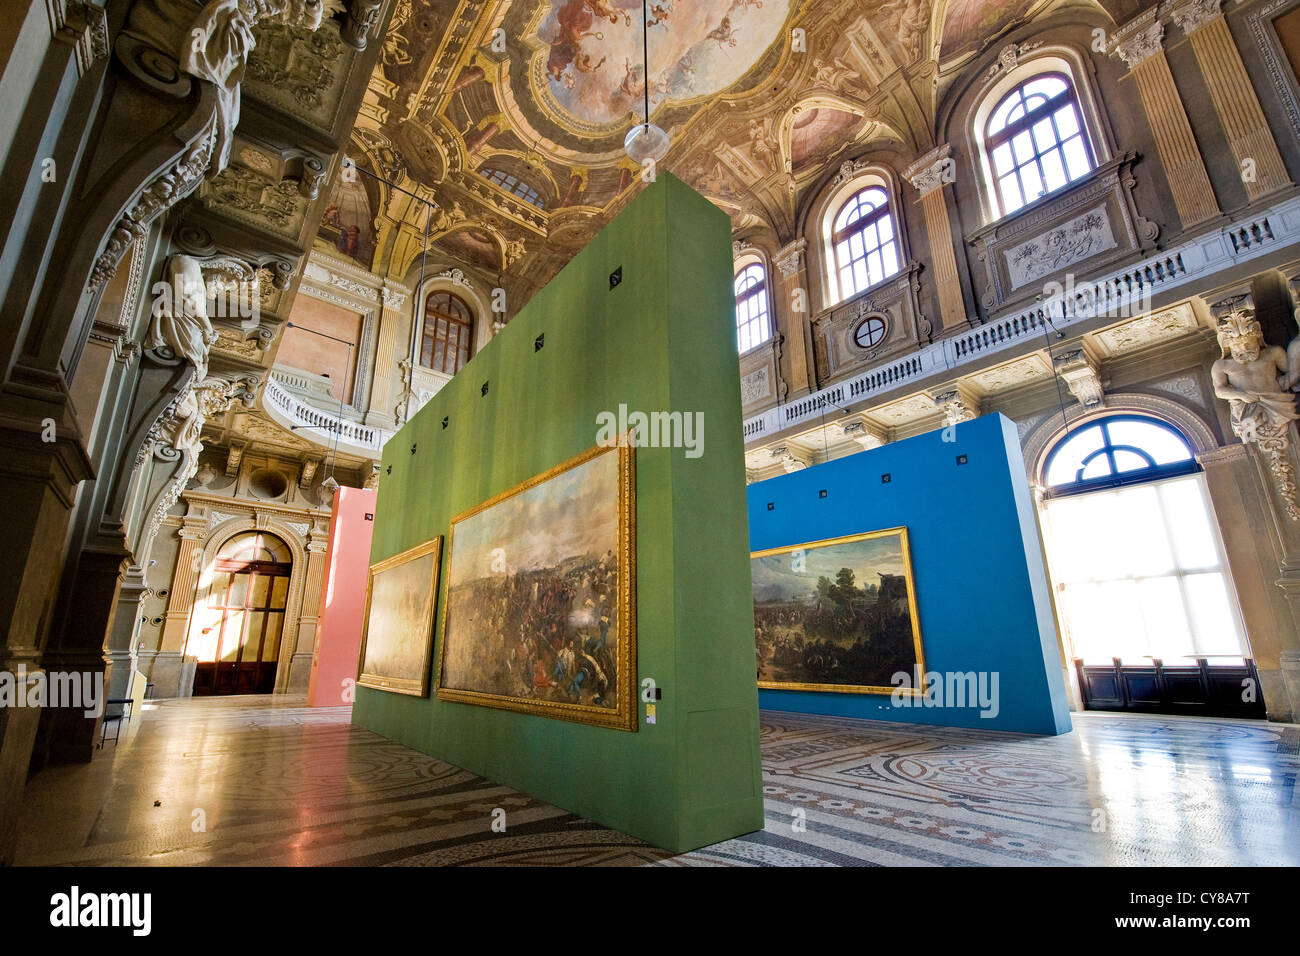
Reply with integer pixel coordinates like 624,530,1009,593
1113,10,1221,228
1171,0,1292,202
904,145,965,331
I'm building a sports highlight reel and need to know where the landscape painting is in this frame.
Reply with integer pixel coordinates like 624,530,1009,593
358,537,442,697
752,528,924,694
436,443,636,731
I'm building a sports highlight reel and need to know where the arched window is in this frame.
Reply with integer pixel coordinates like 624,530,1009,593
829,186,901,302
421,290,473,375
735,262,771,352
1036,414,1246,667
479,167,545,209
983,72,1094,217
1042,415,1196,496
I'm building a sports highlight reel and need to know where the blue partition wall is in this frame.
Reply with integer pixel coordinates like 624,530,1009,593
749,413,1072,735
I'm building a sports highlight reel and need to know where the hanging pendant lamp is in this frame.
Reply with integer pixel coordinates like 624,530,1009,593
624,0,669,164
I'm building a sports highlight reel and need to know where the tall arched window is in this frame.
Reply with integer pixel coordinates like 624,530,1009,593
421,290,473,375
830,186,901,302
735,262,771,352
1036,415,1246,667
984,72,1094,217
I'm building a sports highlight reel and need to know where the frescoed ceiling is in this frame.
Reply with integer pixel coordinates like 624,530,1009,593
339,0,1126,308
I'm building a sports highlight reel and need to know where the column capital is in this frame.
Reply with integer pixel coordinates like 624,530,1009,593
774,238,807,278
1170,0,1222,36
904,145,955,197
1112,9,1165,68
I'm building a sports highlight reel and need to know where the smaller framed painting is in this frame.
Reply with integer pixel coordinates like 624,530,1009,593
357,537,442,696
752,527,925,695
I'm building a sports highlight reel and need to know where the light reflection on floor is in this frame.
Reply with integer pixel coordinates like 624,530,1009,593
14,695,1299,866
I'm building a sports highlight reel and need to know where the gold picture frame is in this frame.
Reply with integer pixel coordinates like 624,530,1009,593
435,442,637,731
752,527,925,695
357,537,442,697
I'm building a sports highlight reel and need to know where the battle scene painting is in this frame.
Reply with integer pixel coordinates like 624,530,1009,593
752,528,924,694
533,0,791,128
437,443,636,730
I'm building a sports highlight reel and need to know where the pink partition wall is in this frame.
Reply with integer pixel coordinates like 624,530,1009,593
307,486,377,707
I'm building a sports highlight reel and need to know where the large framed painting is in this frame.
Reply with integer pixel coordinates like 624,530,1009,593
436,443,636,731
357,537,442,697
752,528,925,695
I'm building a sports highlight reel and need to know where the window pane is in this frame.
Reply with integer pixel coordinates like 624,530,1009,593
992,143,1014,175
262,615,284,661
1183,573,1242,656
1024,74,1068,99
877,214,894,242
1040,149,1067,192
1054,105,1080,138
999,175,1024,213
880,241,899,277
1062,136,1091,179
852,259,869,293
1012,131,1035,165
1158,478,1218,569
249,574,270,608
1019,162,1044,202
1134,577,1194,661
1080,453,1112,482
1105,420,1191,465
220,611,244,661
866,250,882,285
1112,448,1152,473
1032,118,1058,153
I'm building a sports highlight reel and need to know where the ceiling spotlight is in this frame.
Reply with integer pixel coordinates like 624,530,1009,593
624,123,669,164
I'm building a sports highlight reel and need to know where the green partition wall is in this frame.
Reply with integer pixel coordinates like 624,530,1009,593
352,174,765,853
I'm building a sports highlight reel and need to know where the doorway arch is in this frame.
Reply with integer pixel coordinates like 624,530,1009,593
186,530,295,696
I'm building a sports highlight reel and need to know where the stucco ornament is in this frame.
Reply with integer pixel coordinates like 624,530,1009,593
149,254,219,380
1210,295,1300,519
180,0,327,170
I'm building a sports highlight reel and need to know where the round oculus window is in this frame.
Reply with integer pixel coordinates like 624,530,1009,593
853,314,887,349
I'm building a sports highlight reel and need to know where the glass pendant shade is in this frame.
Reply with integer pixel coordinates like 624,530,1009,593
624,122,669,164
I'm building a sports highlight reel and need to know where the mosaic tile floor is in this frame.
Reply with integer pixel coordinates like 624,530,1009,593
15,696,1299,866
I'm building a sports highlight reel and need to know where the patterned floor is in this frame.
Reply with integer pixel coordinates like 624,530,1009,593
14,696,1299,866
